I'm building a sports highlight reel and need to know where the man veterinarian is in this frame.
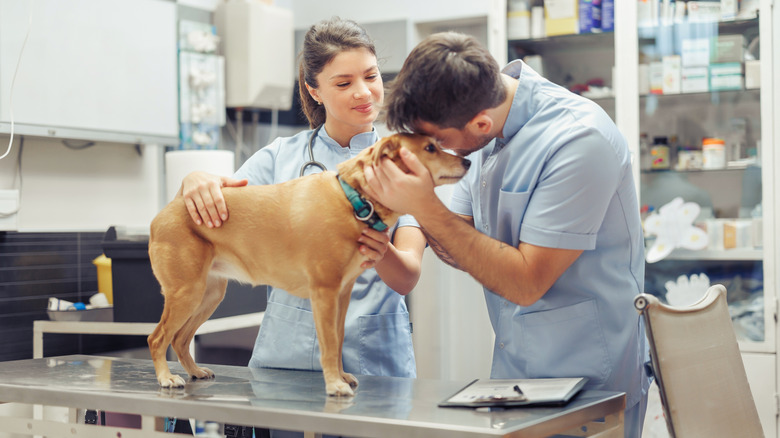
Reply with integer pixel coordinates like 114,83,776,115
364,31,651,437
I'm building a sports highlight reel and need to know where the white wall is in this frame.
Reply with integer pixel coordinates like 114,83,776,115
291,0,489,28
407,187,495,382
289,0,506,67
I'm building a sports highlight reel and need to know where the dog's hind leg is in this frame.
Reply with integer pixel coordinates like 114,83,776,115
311,286,354,397
148,242,214,388
337,279,358,389
170,275,228,380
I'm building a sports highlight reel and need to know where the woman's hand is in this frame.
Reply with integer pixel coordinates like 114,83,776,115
358,228,391,269
180,171,247,227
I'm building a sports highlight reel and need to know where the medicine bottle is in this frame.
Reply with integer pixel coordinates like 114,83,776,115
650,136,670,170
702,137,726,169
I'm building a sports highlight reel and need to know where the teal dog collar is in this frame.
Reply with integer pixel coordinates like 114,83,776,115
337,175,388,232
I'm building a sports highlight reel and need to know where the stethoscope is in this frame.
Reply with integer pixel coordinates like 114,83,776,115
299,124,328,177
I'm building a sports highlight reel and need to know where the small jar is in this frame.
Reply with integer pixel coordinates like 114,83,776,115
650,136,670,170
702,137,726,169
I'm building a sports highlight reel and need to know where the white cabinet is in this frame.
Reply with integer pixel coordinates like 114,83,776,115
0,0,179,145
634,12,771,348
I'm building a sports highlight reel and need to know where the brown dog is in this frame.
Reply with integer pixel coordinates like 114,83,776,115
147,133,470,396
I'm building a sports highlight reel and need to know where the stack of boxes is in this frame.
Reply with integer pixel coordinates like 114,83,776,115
709,35,745,91
638,1,758,96
679,37,709,93
508,0,615,39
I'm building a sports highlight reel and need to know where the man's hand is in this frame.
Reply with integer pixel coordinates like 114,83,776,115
180,171,248,227
363,147,438,217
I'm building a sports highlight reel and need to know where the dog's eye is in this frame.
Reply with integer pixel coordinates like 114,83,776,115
424,144,436,153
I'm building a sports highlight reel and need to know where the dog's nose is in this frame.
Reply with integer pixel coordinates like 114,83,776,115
462,159,471,170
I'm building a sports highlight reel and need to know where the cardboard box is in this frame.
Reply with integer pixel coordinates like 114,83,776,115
745,60,760,89
720,0,738,20
706,219,725,251
638,64,651,95
545,0,579,36
662,55,681,94
681,66,709,93
649,61,664,94
723,220,752,249
711,34,745,63
578,0,593,33
709,62,743,91
601,0,614,31
681,38,710,67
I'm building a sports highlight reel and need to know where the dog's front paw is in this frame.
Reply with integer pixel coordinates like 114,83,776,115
158,373,187,388
326,379,355,397
341,372,358,389
190,366,215,380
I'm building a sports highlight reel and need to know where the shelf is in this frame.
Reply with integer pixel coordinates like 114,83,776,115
586,95,616,103
639,88,760,102
638,16,759,41
641,163,759,175
651,248,763,261
509,31,614,54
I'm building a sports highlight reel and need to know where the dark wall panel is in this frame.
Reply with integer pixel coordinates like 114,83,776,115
0,231,146,361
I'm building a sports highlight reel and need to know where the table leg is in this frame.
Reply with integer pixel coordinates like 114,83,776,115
558,411,624,437
33,323,43,359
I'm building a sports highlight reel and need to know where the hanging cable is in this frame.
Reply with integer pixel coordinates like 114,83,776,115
1,1,34,161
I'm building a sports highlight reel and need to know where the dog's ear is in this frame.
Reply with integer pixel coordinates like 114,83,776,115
372,136,402,166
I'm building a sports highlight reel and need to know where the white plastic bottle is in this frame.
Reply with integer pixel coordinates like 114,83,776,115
202,422,221,437
195,420,222,437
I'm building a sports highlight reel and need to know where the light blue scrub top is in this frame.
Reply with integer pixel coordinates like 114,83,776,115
450,60,650,409
235,127,417,378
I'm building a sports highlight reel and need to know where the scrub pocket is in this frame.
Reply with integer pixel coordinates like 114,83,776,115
358,312,415,377
496,189,530,245
520,299,611,386
250,301,319,371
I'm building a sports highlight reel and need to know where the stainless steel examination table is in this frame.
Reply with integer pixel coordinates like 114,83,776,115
0,355,625,437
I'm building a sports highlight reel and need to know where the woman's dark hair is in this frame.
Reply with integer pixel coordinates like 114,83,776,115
298,17,377,128
385,32,506,133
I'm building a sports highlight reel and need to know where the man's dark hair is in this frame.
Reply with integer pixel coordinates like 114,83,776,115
385,32,506,133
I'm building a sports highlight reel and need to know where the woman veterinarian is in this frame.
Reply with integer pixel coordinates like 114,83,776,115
177,17,425,437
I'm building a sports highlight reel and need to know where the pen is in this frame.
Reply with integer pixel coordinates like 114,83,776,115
513,384,524,396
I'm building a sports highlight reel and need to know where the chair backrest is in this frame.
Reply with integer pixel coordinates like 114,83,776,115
634,284,764,438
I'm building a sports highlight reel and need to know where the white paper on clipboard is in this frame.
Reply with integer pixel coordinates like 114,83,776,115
439,377,588,408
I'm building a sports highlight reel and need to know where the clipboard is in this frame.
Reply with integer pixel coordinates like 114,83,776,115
438,377,588,408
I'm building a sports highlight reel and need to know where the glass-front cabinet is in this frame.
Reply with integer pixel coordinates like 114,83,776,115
507,1,777,435
508,2,772,345
636,0,768,347
629,0,777,435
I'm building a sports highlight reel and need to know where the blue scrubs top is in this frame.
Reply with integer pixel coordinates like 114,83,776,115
235,127,417,378
450,60,650,409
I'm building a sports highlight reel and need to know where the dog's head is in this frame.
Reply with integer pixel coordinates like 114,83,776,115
367,133,471,186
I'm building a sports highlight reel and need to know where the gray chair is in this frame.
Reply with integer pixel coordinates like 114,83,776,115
634,284,764,437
